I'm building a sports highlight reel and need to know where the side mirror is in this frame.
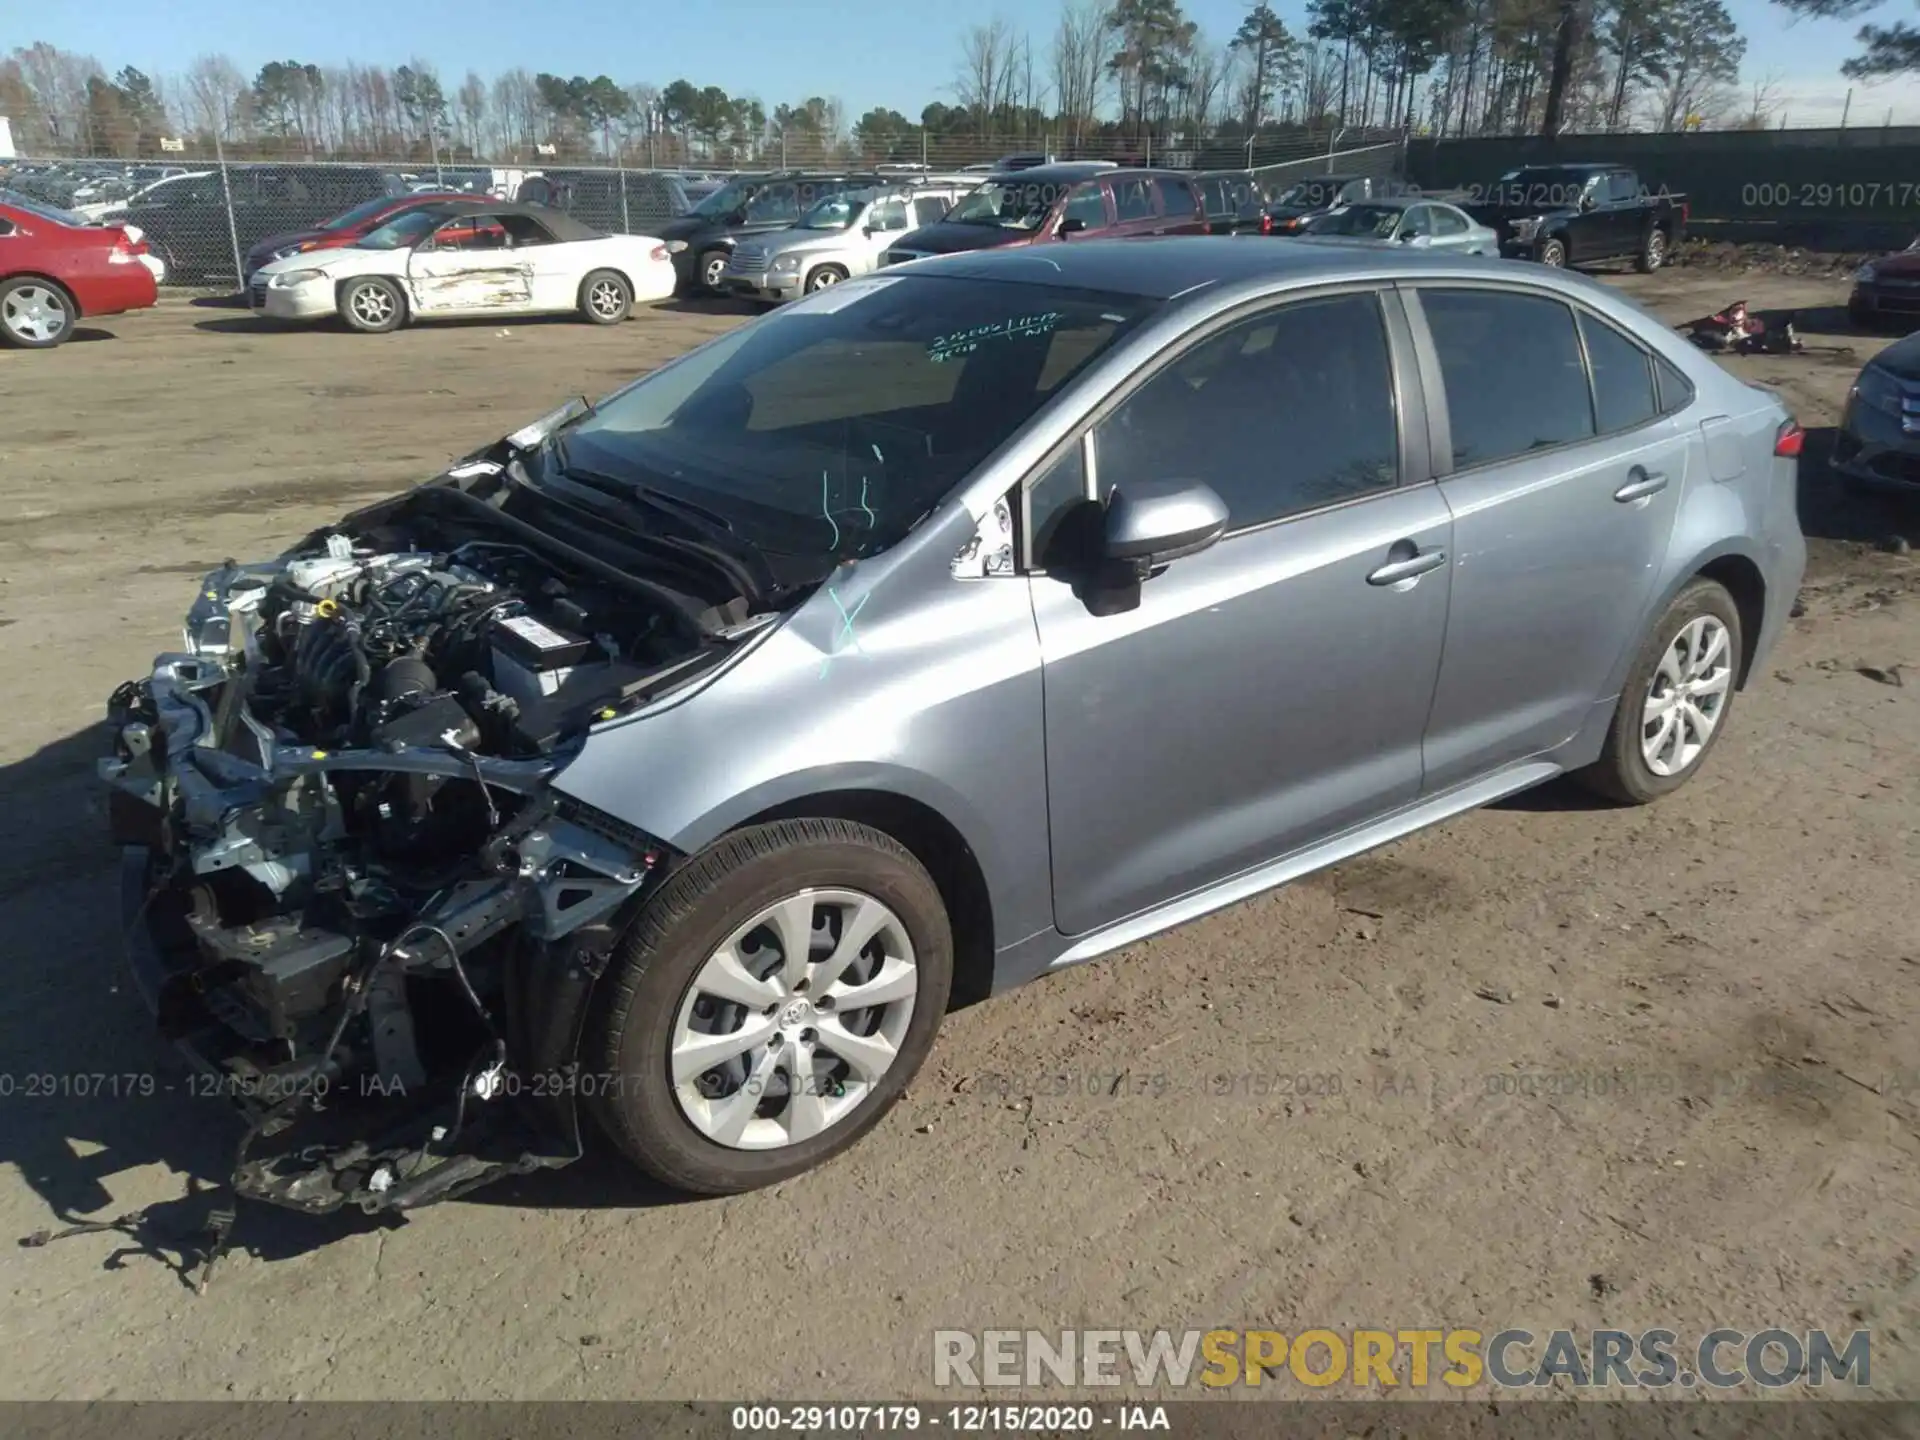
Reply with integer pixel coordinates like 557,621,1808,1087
1102,479,1229,575
1058,216,1089,236
862,225,875,236
1579,191,1596,212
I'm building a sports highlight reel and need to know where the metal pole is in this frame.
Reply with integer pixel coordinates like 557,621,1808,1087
780,128,787,168
619,160,631,233
215,133,244,293
1839,89,1852,130
921,130,928,166
431,123,443,185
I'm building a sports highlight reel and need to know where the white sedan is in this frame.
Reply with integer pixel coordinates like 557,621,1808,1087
248,200,676,333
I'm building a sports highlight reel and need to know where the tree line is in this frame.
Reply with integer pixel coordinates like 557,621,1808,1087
0,0,1898,167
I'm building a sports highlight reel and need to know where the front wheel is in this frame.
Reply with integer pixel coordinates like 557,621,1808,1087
0,277,76,348
1575,579,1743,805
338,275,405,333
579,268,632,324
1635,225,1667,273
698,249,730,294
1536,237,1567,268
804,264,849,294
590,819,953,1195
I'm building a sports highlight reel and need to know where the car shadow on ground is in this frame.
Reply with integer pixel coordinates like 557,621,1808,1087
653,295,763,317
62,327,116,344
0,721,698,1284
186,292,248,310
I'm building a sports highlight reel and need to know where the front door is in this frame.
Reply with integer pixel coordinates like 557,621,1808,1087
1408,284,1688,791
1031,288,1454,936
407,213,534,312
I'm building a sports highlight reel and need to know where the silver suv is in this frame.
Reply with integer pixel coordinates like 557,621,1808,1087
101,241,1805,1210
723,181,967,302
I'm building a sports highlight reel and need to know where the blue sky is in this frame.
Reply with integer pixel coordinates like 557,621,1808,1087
7,0,1920,124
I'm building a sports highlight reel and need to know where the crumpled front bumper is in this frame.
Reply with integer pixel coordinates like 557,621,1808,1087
100,651,662,1215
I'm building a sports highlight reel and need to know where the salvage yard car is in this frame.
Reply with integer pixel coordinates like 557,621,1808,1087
248,200,675,332
1845,236,1920,330
0,189,158,348
1828,333,1920,494
1301,197,1498,254
722,180,968,302
879,163,1207,265
242,190,471,288
102,240,1805,1213
1461,163,1687,272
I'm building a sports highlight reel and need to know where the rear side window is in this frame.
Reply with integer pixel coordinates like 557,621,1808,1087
1420,288,1595,469
1579,311,1658,433
913,195,949,226
1094,291,1399,528
1433,206,1468,236
1156,178,1197,219
1655,354,1695,414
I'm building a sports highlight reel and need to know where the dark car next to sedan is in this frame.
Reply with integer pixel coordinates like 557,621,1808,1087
879,163,1206,266
1259,173,1407,235
653,171,884,294
1829,333,1920,495
1194,170,1269,234
1846,239,1920,330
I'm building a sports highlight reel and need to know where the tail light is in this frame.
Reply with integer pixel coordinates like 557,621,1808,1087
107,234,143,264
650,244,670,263
1774,419,1804,457
1259,213,1273,235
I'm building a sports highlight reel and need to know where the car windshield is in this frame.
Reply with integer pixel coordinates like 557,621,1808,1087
550,275,1160,562
796,191,870,230
321,196,403,231
0,189,92,226
357,209,447,249
689,179,755,218
944,180,1060,230
1309,204,1403,237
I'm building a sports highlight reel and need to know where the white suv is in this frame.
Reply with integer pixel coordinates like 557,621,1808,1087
722,182,966,303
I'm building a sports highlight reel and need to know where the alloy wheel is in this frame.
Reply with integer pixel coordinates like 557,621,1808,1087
703,254,727,290
3,284,68,343
809,269,841,290
589,279,624,317
670,888,919,1150
1641,615,1732,777
350,285,395,327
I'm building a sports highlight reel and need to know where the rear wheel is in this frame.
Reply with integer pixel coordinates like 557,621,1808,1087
591,819,953,1195
579,268,632,324
0,277,76,348
1575,579,1742,805
338,275,405,334
1635,224,1667,273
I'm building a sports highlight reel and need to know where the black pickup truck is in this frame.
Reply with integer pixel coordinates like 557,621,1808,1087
1458,164,1687,272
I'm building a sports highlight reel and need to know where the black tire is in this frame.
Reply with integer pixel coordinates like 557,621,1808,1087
804,264,849,294
579,268,632,324
337,275,405,333
698,249,730,294
0,275,77,349
1574,579,1743,806
589,819,953,1195
1536,237,1567,268
1635,224,1667,273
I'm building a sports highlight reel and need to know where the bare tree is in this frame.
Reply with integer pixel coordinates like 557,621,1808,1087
456,70,488,157
12,42,102,151
1051,0,1112,145
181,53,246,145
1733,69,1786,127
957,18,1023,134
492,68,541,158
1650,0,1744,129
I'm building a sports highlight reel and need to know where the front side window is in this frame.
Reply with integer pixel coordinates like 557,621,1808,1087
870,198,909,231
431,216,510,250
745,184,801,223
359,209,448,250
1308,204,1402,238
912,195,950,226
1061,183,1107,230
1094,291,1400,529
551,276,1161,563
1113,176,1154,222
500,213,556,246
1420,288,1595,468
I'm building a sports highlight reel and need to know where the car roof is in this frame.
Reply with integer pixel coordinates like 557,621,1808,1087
890,235,1529,300
403,198,604,241
985,161,1127,183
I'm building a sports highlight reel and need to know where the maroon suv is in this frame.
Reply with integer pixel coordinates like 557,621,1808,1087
1848,239,1920,330
878,163,1208,267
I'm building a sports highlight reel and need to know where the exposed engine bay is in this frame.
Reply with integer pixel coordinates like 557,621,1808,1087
98,446,794,1221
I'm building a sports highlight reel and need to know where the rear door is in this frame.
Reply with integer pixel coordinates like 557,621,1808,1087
1428,203,1477,253
1408,284,1689,791
1151,175,1206,234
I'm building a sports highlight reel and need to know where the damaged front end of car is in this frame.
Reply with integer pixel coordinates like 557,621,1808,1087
98,427,787,1217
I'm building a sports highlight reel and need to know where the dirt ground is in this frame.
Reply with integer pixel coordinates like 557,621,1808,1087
0,272,1915,1404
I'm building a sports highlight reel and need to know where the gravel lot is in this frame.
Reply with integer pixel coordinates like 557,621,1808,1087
0,272,1915,1403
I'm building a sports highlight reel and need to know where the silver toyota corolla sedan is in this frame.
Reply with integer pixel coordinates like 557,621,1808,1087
101,240,1806,1211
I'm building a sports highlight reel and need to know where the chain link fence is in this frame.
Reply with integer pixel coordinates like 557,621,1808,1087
2,126,1408,289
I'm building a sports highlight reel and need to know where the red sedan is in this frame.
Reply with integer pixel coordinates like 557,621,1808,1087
1,190,158,348
242,191,474,286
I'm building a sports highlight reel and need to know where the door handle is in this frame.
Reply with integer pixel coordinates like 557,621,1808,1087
1367,546,1448,586
1613,470,1669,503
